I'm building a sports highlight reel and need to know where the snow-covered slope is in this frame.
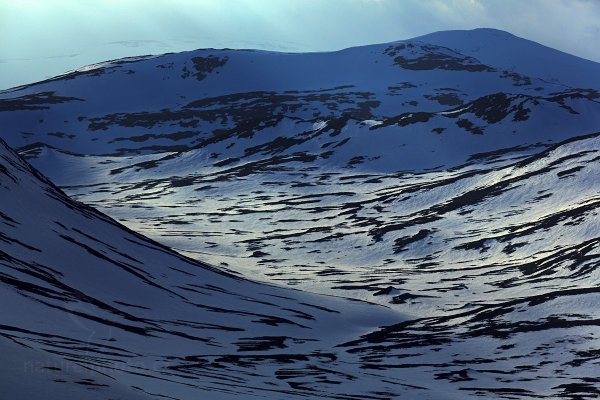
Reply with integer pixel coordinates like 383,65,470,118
36,131,600,315
417,28,600,88
3,131,600,399
2,28,600,399
0,137,401,399
1,29,600,172
0,336,151,400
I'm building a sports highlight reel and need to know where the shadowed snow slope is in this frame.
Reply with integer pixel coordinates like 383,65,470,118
0,138,400,399
0,336,151,400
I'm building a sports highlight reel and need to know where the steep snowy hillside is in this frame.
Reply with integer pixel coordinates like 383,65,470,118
0,138,401,399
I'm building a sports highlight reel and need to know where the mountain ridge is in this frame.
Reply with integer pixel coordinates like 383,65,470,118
2,28,600,173
3,28,600,94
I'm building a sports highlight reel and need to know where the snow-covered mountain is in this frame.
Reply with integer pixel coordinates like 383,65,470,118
1,28,600,399
2,28,600,171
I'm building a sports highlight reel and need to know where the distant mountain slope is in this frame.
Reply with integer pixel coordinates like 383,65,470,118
417,28,600,88
1,29,600,171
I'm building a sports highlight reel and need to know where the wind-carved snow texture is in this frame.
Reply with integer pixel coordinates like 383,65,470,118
1,28,600,399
